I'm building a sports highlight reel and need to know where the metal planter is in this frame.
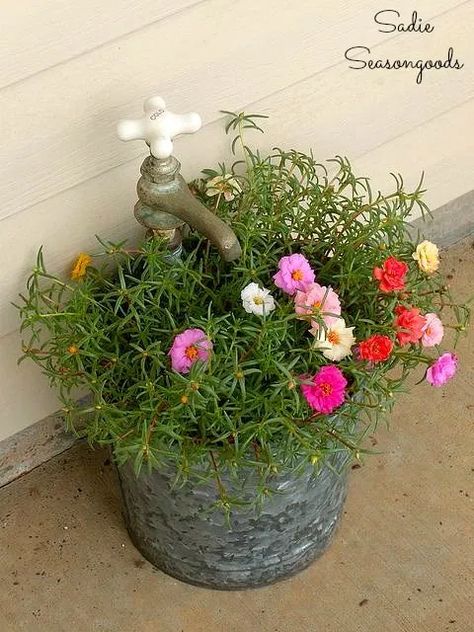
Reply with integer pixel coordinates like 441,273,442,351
117,451,349,589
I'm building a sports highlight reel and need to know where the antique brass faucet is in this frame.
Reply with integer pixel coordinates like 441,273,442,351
117,96,241,261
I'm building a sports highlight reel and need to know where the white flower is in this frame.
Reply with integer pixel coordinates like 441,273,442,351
206,174,241,201
310,318,355,361
241,282,276,316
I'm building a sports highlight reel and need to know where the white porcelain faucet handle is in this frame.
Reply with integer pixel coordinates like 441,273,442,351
117,96,202,159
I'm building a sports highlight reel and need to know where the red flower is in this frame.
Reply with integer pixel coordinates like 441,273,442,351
358,334,393,363
373,256,408,293
394,306,426,345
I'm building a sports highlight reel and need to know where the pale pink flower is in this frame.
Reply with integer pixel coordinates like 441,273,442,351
421,313,444,347
206,174,241,202
295,282,341,328
168,328,212,374
301,365,347,414
273,254,315,295
425,353,458,387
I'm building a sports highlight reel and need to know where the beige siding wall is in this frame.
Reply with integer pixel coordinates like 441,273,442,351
1,0,473,441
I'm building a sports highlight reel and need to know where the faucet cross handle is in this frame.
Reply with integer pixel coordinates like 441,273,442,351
117,96,202,159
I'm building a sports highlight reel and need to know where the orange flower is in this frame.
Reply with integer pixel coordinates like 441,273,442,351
70,253,92,280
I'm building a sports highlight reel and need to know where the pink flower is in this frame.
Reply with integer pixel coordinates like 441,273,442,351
301,365,347,414
168,328,212,374
295,283,341,328
273,253,315,295
421,313,444,347
425,353,458,387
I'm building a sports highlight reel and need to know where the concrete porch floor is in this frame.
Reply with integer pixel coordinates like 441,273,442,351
0,239,473,632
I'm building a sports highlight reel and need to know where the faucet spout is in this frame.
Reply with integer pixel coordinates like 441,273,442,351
134,156,241,262
155,174,241,262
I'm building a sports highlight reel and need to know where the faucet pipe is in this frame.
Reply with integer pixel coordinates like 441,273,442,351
134,156,241,262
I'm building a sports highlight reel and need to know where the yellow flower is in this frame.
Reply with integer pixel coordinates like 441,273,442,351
412,240,439,274
70,253,92,280
67,345,79,354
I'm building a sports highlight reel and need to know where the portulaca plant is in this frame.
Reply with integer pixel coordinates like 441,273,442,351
18,113,470,510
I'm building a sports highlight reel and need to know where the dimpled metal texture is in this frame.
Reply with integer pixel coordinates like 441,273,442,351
117,451,350,590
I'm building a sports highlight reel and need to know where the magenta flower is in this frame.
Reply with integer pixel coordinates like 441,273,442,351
421,313,444,347
273,253,315,295
168,328,213,374
425,352,458,387
301,365,348,414
295,282,341,328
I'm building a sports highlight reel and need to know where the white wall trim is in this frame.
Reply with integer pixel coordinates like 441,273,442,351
410,188,474,247
0,410,79,488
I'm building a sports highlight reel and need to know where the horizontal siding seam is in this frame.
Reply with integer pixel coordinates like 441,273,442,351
352,93,474,161
2,0,467,94
1,87,473,228
0,0,210,91
0,0,470,221
1,96,473,343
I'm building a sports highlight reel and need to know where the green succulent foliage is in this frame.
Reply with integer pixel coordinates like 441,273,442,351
17,112,470,510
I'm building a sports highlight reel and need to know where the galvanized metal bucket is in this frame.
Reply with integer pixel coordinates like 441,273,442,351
117,451,349,589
